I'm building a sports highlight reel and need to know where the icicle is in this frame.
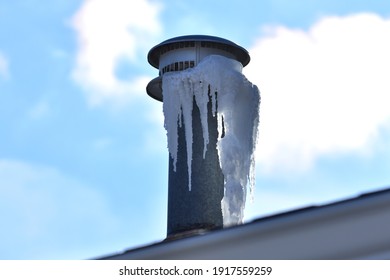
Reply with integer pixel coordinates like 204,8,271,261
162,75,182,172
194,80,210,159
181,78,194,191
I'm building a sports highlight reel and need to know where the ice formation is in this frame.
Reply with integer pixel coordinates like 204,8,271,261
162,55,260,226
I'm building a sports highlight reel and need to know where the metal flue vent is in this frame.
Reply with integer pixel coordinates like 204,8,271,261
146,35,255,238
146,35,250,101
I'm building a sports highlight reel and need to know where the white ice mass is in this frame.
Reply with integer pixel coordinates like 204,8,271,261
162,55,260,226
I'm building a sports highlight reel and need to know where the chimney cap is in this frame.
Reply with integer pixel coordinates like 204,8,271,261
147,35,250,69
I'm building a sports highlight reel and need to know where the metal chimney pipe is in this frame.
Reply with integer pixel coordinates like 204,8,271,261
146,35,250,238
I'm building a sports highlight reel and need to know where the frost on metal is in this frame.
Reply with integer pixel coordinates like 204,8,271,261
162,55,260,226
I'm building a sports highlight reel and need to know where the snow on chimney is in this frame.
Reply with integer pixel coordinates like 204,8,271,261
147,35,260,238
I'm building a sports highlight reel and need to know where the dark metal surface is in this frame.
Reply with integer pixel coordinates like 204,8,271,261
167,96,224,236
146,77,162,101
148,35,250,69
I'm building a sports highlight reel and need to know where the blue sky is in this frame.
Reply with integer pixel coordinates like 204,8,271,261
1,0,390,259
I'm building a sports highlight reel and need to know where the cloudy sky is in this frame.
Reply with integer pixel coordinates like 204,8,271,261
1,0,390,259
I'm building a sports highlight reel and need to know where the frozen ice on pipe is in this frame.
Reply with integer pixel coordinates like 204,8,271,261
147,35,260,226
163,55,260,225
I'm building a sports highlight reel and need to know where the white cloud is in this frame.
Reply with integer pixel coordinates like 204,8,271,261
0,159,119,259
71,0,162,107
245,188,318,220
0,52,9,79
245,13,390,174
